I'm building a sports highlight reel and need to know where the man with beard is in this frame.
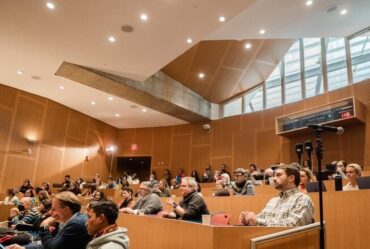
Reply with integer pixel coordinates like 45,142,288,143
163,177,209,222
230,168,255,195
120,181,163,215
239,164,314,227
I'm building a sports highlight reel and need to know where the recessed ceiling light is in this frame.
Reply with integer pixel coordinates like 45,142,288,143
259,29,266,35
46,2,55,9
108,36,116,42
305,0,313,6
115,113,120,117
59,86,64,90
187,38,193,44
140,14,148,21
108,96,114,101
198,73,205,79
340,9,348,15
244,43,252,49
142,108,147,112
91,101,96,106
16,70,24,75
219,16,226,22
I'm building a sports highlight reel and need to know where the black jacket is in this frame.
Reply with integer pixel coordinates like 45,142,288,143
178,191,209,221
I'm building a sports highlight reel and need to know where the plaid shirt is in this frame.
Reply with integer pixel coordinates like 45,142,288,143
256,188,314,227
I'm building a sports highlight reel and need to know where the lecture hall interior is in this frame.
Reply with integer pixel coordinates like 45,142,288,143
1,1,370,249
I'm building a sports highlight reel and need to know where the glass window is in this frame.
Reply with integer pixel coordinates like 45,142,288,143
303,38,324,98
284,41,302,103
349,30,370,83
326,37,348,91
265,63,282,108
244,85,263,113
223,97,242,117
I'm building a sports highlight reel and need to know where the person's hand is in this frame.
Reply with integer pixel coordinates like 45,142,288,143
166,198,175,207
239,211,257,226
239,212,248,225
40,216,56,227
6,244,25,249
121,208,133,214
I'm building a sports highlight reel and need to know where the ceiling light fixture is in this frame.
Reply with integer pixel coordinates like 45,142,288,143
108,36,116,42
187,38,193,44
305,0,313,6
46,2,55,9
16,70,24,75
259,29,266,35
198,73,205,79
219,16,226,22
115,113,120,117
340,9,348,15
91,101,96,105
140,14,148,21
108,96,114,101
59,86,64,90
244,43,252,49
142,108,147,112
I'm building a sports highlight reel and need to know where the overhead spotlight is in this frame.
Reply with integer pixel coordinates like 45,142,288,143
305,0,313,6
219,16,226,22
108,96,114,101
108,36,116,42
16,70,24,75
142,108,147,112
340,9,348,15
91,101,96,105
198,72,205,79
59,86,64,90
115,113,120,117
244,43,252,49
140,14,148,21
46,2,55,9
187,38,193,44
259,29,266,35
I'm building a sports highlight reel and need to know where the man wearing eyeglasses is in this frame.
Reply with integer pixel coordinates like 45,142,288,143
163,177,209,222
230,168,255,195
120,181,163,215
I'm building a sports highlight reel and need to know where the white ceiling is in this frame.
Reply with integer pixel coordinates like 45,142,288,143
0,0,369,129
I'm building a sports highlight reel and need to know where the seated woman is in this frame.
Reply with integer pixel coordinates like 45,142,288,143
19,179,34,194
158,180,171,197
92,190,107,202
118,187,135,211
3,188,20,205
343,163,362,191
298,168,314,194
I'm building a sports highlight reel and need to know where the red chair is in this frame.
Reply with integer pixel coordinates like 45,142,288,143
210,213,232,225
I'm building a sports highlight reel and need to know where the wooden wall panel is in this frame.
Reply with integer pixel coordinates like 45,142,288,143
134,128,153,156
117,129,135,155
67,110,89,141
304,94,328,109
211,157,233,173
212,133,232,157
240,111,262,131
284,101,305,115
0,84,17,109
233,131,255,168
152,127,171,168
190,146,211,173
9,96,45,158
0,108,12,149
328,87,352,102
256,129,282,168
62,137,86,179
42,101,69,147
173,124,191,135
262,108,284,129
83,131,108,180
35,144,63,186
353,80,370,104
171,135,191,174
364,108,370,169
341,124,366,166
2,156,36,189
191,123,211,146
222,116,240,133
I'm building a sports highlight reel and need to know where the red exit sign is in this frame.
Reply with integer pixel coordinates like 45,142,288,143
340,111,352,119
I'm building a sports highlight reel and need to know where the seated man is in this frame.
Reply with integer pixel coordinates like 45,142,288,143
120,181,163,215
12,197,41,228
239,164,314,227
86,201,129,249
163,177,209,222
7,191,91,249
230,168,255,195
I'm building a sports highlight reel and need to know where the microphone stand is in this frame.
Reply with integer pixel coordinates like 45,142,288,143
314,128,325,249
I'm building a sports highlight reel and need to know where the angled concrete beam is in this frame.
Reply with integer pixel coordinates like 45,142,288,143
56,62,211,123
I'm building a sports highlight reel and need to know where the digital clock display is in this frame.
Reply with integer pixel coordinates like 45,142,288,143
340,111,352,119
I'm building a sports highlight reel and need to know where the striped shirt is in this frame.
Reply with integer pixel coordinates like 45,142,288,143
256,188,314,227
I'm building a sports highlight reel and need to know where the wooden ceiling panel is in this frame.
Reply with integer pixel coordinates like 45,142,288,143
207,67,243,103
189,40,230,76
222,40,263,70
254,39,294,66
185,72,215,97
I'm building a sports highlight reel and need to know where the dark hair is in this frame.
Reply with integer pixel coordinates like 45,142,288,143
41,199,52,211
121,187,133,196
56,191,81,213
90,201,118,225
7,188,15,196
94,191,107,201
278,164,300,187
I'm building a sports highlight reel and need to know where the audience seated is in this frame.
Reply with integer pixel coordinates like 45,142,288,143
202,164,213,183
106,177,116,189
152,180,171,197
19,179,34,194
162,169,172,186
190,170,201,183
239,164,314,227
298,168,314,194
92,191,108,202
343,163,362,191
120,181,163,215
117,187,135,210
86,201,129,249
220,164,231,178
163,177,209,222
12,197,41,228
2,188,20,206
230,168,255,195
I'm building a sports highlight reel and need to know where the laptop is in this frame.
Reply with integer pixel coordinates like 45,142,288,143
357,176,370,190
305,182,327,193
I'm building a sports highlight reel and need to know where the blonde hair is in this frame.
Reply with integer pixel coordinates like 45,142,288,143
346,163,362,176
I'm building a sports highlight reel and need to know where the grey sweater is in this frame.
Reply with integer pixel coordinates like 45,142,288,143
86,228,129,249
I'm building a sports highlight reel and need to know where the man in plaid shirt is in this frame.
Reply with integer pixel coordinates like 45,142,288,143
239,164,314,227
